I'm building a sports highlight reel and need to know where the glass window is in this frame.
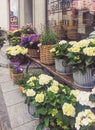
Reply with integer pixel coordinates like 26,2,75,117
9,0,19,31
47,0,95,41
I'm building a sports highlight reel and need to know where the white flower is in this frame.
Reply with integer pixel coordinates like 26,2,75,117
26,89,36,97
48,85,59,94
39,74,53,85
59,40,67,45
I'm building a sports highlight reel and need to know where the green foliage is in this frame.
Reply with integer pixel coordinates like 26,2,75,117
89,94,95,102
40,29,58,45
16,73,31,86
67,39,95,74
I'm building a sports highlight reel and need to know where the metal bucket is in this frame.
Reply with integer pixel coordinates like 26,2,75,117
73,68,95,88
28,104,39,119
55,58,72,75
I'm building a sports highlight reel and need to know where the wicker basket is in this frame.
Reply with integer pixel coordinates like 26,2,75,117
39,45,54,65
12,73,23,84
28,49,39,58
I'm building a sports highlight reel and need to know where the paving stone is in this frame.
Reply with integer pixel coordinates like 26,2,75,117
3,89,25,107
1,81,18,92
0,86,12,130
12,120,39,130
7,103,33,129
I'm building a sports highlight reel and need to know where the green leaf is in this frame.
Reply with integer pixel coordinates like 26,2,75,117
38,108,47,115
36,124,43,130
44,117,49,127
89,94,95,102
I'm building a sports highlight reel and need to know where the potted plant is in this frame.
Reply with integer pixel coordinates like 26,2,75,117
11,64,24,84
39,28,58,65
67,39,95,88
8,61,20,78
21,23,36,36
20,34,40,58
22,73,95,130
16,72,32,92
50,40,74,75
6,45,28,64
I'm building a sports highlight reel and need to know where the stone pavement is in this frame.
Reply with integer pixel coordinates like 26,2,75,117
0,44,39,130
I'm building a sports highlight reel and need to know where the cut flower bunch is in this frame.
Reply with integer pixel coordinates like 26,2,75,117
67,39,95,73
18,73,95,130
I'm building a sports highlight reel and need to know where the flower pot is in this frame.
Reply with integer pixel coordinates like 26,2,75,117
40,45,54,65
12,73,23,84
28,49,39,58
55,58,72,75
73,68,95,88
28,103,39,119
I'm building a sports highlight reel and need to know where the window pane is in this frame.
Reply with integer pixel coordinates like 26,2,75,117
47,0,95,40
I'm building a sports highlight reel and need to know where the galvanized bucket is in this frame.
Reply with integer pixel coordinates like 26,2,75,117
73,68,95,88
55,58,72,75
28,104,39,119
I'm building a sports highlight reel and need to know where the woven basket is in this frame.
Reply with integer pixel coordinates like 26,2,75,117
12,73,23,84
39,45,54,65
28,49,39,58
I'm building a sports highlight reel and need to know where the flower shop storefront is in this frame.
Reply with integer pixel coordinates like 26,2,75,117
47,0,95,41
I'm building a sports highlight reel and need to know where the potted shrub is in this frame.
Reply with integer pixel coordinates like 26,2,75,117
22,73,95,130
39,28,58,65
50,40,74,75
6,45,28,64
21,23,36,36
11,64,24,84
20,34,40,58
67,39,95,88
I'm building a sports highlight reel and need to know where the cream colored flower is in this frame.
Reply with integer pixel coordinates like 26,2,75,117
75,109,95,130
26,89,36,97
48,85,59,94
59,40,67,45
62,103,75,117
50,48,56,53
69,41,78,45
68,46,80,53
83,47,95,56
39,74,53,85
70,90,80,97
35,93,44,103
52,80,59,86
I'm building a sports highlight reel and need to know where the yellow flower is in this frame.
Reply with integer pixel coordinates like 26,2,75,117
56,119,62,126
69,41,78,45
29,82,34,87
52,109,58,117
50,47,56,53
62,103,75,117
83,47,95,56
35,93,44,103
26,89,36,96
68,46,80,53
48,85,59,94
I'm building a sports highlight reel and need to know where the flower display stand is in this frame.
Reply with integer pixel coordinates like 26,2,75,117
55,58,72,75
73,68,95,88
28,49,39,58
